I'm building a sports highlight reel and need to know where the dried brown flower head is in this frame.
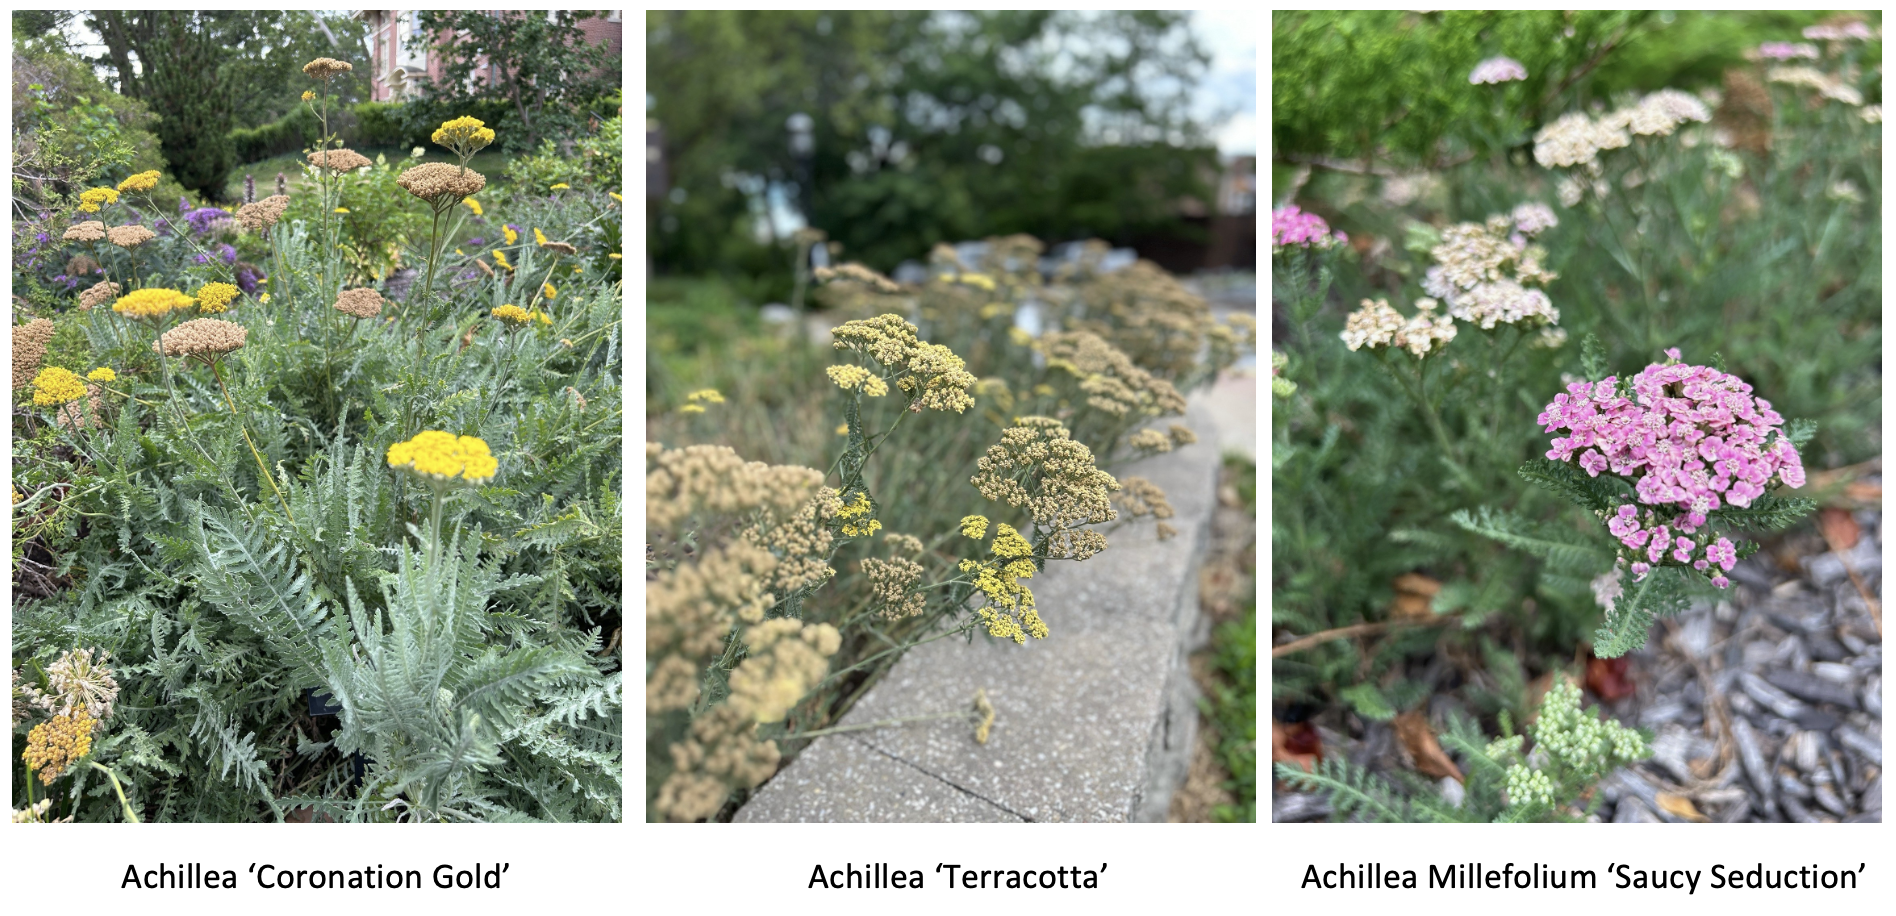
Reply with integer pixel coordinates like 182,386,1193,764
307,148,372,172
63,221,106,243
154,317,248,362
540,241,578,256
302,57,352,80
474,258,495,278
1038,330,1187,419
66,254,101,277
970,417,1120,559
236,195,290,232
332,287,385,319
106,224,156,249
396,163,486,205
814,262,903,294
12,318,56,389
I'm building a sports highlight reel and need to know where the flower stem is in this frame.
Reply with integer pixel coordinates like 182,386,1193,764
212,359,293,522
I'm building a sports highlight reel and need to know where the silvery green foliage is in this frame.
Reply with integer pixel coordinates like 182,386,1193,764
12,199,623,822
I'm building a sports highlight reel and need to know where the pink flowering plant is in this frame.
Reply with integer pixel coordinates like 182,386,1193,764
1460,337,1815,657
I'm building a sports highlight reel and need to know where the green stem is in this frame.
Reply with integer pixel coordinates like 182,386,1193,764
88,761,141,823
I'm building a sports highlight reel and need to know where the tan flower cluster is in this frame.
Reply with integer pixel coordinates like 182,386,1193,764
333,288,384,319
1167,424,1197,446
1063,258,1216,381
13,318,55,390
67,254,100,278
646,442,826,534
106,225,155,249
970,417,1120,558
397,163,487,205
236,195,290,232
154,318,247,362
646,537,781,675
54,383,104,431
726,619,842,723
742,487,843,596
63,221,105,243
20,648,118,725
1113,475,1177,540
1038,330,1187,419
863,556,927,620
302,57,352,80
1340,298,1458,358
884,532,925,554
308,148,372,172
655,706,781,822
830,313,976,413
74,280,116,313
1126,428,1174,453
1536,90,1713,170
814,262,903,294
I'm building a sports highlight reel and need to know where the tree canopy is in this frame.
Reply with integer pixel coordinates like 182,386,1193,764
647,10,1220,276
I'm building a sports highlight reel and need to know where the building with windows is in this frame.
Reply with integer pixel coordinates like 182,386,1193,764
354,9,622,102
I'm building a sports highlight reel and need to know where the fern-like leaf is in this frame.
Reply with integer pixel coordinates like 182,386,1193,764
1518,458,1627,514
1707,494,1816,532
1592,566,1690,658
1449,506,1611,570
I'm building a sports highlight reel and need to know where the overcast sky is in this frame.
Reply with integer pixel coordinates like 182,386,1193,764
1191,9,1257,157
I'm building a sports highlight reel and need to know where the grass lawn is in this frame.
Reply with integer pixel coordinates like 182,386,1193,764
223,147,513,200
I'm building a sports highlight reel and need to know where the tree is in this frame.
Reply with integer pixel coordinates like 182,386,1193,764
85,11,368,200
646,10,1218,275
410,11,620,153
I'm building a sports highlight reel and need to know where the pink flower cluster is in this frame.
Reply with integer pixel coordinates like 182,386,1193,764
1272,205,1347,250
1537,349,1806,589
1469,56,1528,85
1755,41,1820,60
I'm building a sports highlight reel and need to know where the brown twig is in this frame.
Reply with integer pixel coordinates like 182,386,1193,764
1270,615,1457,658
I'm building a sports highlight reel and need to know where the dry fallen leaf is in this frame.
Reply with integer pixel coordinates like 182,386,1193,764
1585,653,1636,702
1818,507,1861,551
1271,719,1323,777
1390,573,1442,621
1394,709,1463,782
1655,792,1708,822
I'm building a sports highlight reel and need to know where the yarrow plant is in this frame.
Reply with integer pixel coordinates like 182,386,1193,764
1462,338,1816,657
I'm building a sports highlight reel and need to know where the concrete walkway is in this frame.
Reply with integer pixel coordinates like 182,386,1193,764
736,400,1221,822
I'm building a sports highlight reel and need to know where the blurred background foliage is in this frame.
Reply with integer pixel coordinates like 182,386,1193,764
647,10,1221,290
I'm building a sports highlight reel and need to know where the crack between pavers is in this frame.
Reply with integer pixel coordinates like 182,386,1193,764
844,735,1044,822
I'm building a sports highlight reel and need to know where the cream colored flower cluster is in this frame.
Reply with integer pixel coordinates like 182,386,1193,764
1419,212,1560,331
236,195,291,232
1533,89,1711,172
19,648,119,726
1768,66,1866,106
154,318,248,362
397,163,487,205
1340,298,1458,358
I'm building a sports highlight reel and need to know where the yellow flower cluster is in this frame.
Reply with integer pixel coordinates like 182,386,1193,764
960,515,989,539
31,367,86,407
830,313,976,413
542,283,558,300
23,711,94,784
550,183,571,190
492,249,513,271
686,389,724,404
938,271,998,292
825,364,888,396
958,521,1047,644
526,308,553,327
491,304,531,326
836,493,881,537
386,431,498,485
301,90,316,102
193,282,240,314
432,116,496,159
77,187,119,213
464,198,483,216
116,171,161,193
502,225,519,246
533,227,549,246
87,367,116,383
112,287,193,319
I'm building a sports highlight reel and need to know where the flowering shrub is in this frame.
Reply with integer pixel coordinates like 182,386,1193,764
13,58,624,822
647,236,1253,820
1272,16,1873,770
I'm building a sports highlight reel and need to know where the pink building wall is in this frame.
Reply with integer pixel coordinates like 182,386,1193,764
355,10,622,103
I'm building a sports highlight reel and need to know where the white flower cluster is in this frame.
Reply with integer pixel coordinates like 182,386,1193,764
1533,89,1713,171
1767,66,1865,106
1339,298,1457,358
1419,211,1560,331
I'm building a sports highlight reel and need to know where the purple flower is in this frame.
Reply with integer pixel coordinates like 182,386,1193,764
1469,56,1528,85
180,196,192,214
218,243,237,265
185,207,232,235
467,237,485,246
